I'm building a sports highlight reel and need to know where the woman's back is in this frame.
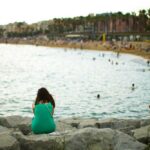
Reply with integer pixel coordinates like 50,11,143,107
32,102,56,134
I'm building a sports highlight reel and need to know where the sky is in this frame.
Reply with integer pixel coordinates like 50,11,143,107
0,0,149,25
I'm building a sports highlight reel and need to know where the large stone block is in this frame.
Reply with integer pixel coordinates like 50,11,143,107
13,131,65,150
0,132,20,150
0,116,31,135
65,128,146,150
132,125,150,144
56,121,76,132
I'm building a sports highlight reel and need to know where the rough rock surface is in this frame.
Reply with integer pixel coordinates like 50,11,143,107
58,117,150,135
0,115,31,135
12,128,146,150
65,128,146,150
0,125,20,150
0,116,149,150
132,125,150,144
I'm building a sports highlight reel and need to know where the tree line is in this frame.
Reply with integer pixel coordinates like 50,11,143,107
0,9,150,40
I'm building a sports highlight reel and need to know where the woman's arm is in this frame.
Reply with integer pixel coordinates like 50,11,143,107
32,103,35,114
52,107,54,116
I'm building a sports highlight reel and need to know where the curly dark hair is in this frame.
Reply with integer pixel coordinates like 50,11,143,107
35,87,55,108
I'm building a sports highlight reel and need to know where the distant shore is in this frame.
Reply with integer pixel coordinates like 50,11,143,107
0,38,150,59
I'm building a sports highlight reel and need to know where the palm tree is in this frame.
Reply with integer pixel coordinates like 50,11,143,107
147,9,150,18
0,28,5,38
146,9,150,31
138,9,148,32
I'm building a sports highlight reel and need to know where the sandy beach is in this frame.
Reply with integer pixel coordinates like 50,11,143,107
0,38,150,59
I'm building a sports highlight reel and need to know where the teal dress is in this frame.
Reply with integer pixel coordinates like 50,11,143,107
31,102,56,134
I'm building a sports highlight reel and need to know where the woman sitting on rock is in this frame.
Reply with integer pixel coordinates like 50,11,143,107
31,87,56,134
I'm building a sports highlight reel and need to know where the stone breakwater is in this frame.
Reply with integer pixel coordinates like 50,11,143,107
0,116,150,150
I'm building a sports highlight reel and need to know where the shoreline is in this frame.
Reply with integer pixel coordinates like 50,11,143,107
0,38,150,60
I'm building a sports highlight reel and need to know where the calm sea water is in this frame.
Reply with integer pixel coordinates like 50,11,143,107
0,44,150,119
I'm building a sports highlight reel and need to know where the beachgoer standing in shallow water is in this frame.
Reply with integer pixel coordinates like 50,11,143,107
131,83,135,90
31,87,56,134
147,60,150,66
117,51,120,58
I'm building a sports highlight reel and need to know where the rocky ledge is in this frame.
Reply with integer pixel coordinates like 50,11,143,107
0,116,150,150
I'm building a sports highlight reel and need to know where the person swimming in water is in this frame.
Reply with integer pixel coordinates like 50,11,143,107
97,94,100,99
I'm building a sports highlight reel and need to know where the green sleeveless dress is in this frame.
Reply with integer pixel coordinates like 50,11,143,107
31,102,56,134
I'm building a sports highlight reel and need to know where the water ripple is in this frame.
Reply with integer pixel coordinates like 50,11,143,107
0,44,150,119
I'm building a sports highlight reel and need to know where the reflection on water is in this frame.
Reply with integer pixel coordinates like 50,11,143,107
0,44,150,119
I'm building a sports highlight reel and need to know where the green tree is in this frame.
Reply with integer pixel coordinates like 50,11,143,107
148,8,150,18
138,9,148,32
